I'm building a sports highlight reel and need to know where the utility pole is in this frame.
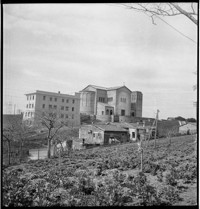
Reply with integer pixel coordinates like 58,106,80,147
154,109,159,148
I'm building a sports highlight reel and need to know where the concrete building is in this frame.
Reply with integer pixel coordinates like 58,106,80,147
79,124,129,145
80,85,142,120
23,90,81,126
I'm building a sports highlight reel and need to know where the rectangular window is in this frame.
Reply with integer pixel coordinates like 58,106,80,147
25,112,27,117
32,104,34,108
54,105,57,109
65,114,68,118
49,105,52,109
28,112,30,117
72,99,75,104
42,104,45,108
66,99,69,103
62,98,64,102
50,97,52,101
26,104,28,108
55,98,57,102
61,106,64,110
33,95,34,100
132,132,135,138
108,97,113,102
72,114,74,119
29,104,31,108
66,106,69,111
72,107,74,111
43,96,46,100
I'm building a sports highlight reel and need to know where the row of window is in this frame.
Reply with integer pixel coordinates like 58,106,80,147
25,112,34,117
99,97,105,102
121,98,126,103
26,104,34,108
27,95,34,100
47,113,74,119
43,96,75,103
42,104,74,111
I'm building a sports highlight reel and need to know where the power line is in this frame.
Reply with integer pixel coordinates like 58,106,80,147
154,15,197,44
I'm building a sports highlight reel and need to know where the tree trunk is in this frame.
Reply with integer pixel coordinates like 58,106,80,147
7,141,11,165
47,138,51,158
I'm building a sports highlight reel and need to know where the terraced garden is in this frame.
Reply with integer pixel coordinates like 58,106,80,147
3,134,197,206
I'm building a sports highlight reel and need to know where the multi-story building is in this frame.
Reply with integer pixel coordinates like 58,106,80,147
23,90,80,126
79,85,142,118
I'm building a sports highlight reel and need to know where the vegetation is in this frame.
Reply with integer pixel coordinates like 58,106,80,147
3,135,197,206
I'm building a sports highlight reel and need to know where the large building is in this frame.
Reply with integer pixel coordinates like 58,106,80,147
23,90,81,126
79,85,142,118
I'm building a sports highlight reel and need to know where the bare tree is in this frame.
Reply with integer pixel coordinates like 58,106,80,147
121,3,197,25
35,110,67,158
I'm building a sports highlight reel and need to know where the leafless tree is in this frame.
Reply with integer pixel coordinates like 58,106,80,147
121,3,197,25
35,110,67,158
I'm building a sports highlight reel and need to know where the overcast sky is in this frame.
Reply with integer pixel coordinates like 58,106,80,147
3,3,197,119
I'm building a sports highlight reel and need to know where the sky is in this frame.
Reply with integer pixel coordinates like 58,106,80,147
3,3,197,119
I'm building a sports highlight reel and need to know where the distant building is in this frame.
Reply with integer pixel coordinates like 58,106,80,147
79,85,142,120
179,123,197,135
79,124,129,145
23,90,81,126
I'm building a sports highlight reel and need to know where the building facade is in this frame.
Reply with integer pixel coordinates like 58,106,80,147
80,85,142,118
23,90,80,126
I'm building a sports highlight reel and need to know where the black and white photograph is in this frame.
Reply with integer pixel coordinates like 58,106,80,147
2,2,198,206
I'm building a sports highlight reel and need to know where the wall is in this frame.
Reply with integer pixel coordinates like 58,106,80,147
79,125,104,144
97,102,114,116
131,91,143,117
96,115,112,122
80,91,95,115
116,87,131,116
107,90,117,115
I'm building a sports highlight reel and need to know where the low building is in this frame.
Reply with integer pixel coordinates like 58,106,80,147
79,124,129,145
179,123,197,135
23,90,81,127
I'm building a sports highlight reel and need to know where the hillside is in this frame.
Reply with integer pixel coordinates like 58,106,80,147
3,134,197,206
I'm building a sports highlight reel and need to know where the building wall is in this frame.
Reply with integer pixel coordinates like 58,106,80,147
107,90,117,114
80,91,95,115
79,125,104,144
116,87,131,116
179,123,197,135
23,91,80,126
131,91,142,117
97,102,114,116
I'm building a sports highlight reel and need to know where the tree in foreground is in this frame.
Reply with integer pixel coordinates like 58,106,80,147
121,3,197,25
36,110,67,158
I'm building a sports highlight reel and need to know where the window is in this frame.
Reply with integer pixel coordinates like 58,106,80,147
43,96,46,100
108,97,113,102
72,114,74,119
61,114,64,118
66,114,68,118
55,98,57,102
42,104,45,108
72,107,74,111
33,95,34,100
61,106,64,110
32,104,34,108
28,112,30,117
102,111,104,115
29,104,31,108
106,109,109,115
65,106,69,111
66,99,69,103
54,105,57,109
72,99,75,104
50,97,52,101
93,133,95,137
99,97,105,102
49,105,52,109
132,132,135,138
121,98,126,103
27,96,29,100
31,112,33,117
62,98,64,102
26,104,28,108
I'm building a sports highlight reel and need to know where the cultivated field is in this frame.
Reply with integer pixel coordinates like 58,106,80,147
3,134,197,206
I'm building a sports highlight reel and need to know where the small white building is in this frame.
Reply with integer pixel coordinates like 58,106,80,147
179,123,197,135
